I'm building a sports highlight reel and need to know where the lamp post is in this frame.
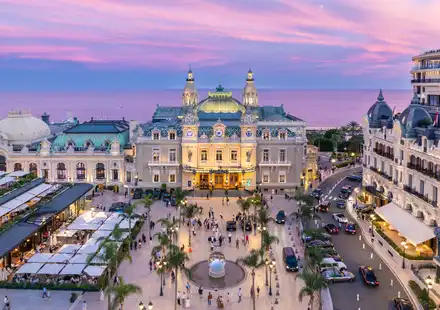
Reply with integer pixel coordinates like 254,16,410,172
268,261,274,296
157,260,166,296
370,214,375,237
264,258,269,287
401,241,408,269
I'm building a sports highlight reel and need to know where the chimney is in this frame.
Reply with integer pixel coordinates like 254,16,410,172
41,112,50,124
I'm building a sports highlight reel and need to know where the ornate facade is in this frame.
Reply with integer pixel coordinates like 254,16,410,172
133,70,307,191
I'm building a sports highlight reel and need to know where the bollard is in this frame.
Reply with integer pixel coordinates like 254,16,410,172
370,253,373,259
275,275,279,281
271,304,275,310
362,243,365,249
291,237,293,241
390,279,393,287
274,297,279,305
276,281,280,288
288,226,291,230
276,289,280,296
356,294,359,301
398,291,401,298
289,231,292,235
359,235,362,241
379,263,382,270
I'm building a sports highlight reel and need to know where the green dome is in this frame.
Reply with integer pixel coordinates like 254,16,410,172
198,85,245,114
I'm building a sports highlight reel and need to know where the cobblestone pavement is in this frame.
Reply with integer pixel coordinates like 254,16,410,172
72,192,311,310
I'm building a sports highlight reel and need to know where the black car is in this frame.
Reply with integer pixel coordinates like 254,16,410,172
336,200,346,209
275,210,286,224
241,220,252,231
345,223,356,234
133,188,143,199
359,266,379,286
338,192,350,200
170,196,177,206
152,189,161,199
226,221,237,231
324,223,339,234
311,189,323,199
346,175,362,182
393,298,414,310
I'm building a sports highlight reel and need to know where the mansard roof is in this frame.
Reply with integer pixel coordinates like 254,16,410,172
64,119,129,134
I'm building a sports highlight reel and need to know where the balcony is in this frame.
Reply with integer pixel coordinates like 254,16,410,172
406,163,440,181
258,160,292,167
403,185,438,207
411,78,440,83
148,160,180,166
412,64,440,70
369,166,392,181
373,148,394,161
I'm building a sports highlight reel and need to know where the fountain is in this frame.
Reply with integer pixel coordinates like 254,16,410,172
208,252,226,278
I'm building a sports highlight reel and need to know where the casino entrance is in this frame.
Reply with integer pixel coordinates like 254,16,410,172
197,173,242,190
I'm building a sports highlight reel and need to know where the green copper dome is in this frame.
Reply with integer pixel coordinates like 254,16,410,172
198,85,245,114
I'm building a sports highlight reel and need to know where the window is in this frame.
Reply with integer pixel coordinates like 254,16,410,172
279,149,286,162
153,131,160,140
57,163,67,180
152,149,160,163
76,163,86,180
153,174,160,183
216,150,223,161
112,169,119,180
373,158,377,168
420,180,425,195
169,149,176,162
14,163,22,172
279,131,286,140
263,175,269,183
380,161,384,172
29,163,38,176
230,150,238,161
408,174,413,188
96,163,105,180
263,149,269,162
433,186,438,202
279,174,286,183
126,171,132,183
201,150,208,161
169,132,176,140
263,131,270,140
169,174,176,183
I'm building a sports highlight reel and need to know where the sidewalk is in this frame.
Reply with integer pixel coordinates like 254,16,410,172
347,201,428,310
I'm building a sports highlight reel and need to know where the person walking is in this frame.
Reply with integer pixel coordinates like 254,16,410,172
237,288,242,303
228,232,232,243
207,292,212,305
177,291,181,306
236,238,239,249
3,296,10,310
256,286,260,297
186,281,191,294
42,287,48,299
245,234,249,245
198,285,203,298
82,301,87,310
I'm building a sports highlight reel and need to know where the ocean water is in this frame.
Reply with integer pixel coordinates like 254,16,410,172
0,89,412,126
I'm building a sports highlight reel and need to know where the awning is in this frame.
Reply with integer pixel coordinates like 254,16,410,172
375,202,435,245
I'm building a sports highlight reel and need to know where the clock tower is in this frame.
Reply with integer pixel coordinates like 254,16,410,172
182,69,198,107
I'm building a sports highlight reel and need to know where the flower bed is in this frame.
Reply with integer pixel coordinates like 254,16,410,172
408,280,436,309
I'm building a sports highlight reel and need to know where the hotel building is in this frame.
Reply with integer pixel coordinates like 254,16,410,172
362,49,440,272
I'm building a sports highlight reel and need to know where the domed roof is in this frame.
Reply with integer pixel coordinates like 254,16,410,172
199,85,245,114
367,89,393,128
399,103,432,137
0,110,51,144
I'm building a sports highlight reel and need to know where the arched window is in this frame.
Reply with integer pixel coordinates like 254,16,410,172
14,163,22,172
96,163,105,180
76,163,86,180
29,163,38,176
57,163,67,180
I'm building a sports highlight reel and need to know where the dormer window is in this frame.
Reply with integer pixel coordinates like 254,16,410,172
279,131,286,140
153,131,160,140
263,130,270,140
67,140,75,147
169,131,176,140
85,140,93,148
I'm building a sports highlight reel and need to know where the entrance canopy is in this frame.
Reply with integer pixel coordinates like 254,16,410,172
375,202,435,245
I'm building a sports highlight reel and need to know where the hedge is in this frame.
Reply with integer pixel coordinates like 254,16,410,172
408,280,436,309
334,161,351,168
0,281,99,291
374,225,432,260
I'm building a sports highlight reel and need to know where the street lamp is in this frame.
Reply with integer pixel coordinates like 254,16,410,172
370,214,375,237
156,260,166,296
401,241,408,269
148,301,153,310
264,258,269,287
139,301,145,310
268,261,275,296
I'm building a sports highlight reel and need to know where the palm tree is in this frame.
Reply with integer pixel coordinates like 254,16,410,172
236,249,265,310
304,246,328,272
157,217,181,241
261,230,279,252
167,248,190,310
136,196,153,237
345,121,360,138
180,204,200,247
299,206,321,229
151,232,173,258
294,189,315,208
107,276,142,310
174,187,187,206
119,204,137,238
87,241,132,310
297,269,328,310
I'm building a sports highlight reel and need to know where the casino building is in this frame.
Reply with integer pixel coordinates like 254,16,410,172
133,70,308,191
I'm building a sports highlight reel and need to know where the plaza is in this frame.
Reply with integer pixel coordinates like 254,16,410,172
70,191,310,310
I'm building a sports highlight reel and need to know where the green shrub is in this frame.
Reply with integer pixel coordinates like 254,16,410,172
0,281,98,291
70,292,78,303
335,161,351,168
408,280,436,309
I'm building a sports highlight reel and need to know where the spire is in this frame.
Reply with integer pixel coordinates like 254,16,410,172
246,68,254,82
186,67,194,82
411,93,420,105
377,89,384,102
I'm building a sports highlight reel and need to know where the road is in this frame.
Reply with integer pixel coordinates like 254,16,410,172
314,168,408,310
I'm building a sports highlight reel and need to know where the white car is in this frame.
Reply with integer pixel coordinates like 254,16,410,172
332,213,348,223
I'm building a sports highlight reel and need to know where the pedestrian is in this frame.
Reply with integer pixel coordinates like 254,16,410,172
207,292,212,305
134,240,138,250
4,296,9,310
245,234,249,245
149,259,153,271
207,193,209,200
241,235,245,245
82,301,87,310
47,289,51,300
237,288,242,303
177,291,181,305
186,281,191,294
171,270,175,282
228,232,232,243
236,238,239,249
100,289,104,301
185,297,190,308
42,287,48,299
198,285,203,298
256,286,260,297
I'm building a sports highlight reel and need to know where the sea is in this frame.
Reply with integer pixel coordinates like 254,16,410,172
0,89,412,127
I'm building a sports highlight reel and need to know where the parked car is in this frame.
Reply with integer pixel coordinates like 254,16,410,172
340,185,352,194
322,268,355,283
345,223,357,234
346,175,362,182
226,221,237,231
316,201,330,212
133,188,143,199
306,240,334,249
338,192,350,200
311,188,323,199
392,298,414,310
152,189,161,199
359,266,379,286
324,223,339,234
320,258,347,271
162,192,171,202
332,213,348,223
275,210,286,224
109,202,129,212
335,200,346,209
170,196,177,206
282,247,299,272
302,232,331,242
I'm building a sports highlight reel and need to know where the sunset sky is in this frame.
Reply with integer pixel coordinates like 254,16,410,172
1,0,438,90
